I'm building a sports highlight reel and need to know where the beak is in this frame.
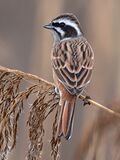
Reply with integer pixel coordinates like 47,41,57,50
43,23,53,29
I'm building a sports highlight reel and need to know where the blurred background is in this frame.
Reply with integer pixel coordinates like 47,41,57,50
0,0,120,160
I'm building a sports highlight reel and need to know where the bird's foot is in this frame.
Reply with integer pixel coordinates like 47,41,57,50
55,87,59,95
83,96,91,106
54,87,60,99
49,86,60,99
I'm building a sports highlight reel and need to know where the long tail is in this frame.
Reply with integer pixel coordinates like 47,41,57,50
57,95,76,140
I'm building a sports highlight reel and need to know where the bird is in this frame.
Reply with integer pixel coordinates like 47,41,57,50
43,13,94,140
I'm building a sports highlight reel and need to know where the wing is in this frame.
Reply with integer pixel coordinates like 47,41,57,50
51,37,94,95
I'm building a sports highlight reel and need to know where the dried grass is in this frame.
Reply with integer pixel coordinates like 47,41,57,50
0,66,61,160
0,65,120,160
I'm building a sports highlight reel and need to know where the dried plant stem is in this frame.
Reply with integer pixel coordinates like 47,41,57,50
0,65,120,118
80,95,120,118
0,65,53,86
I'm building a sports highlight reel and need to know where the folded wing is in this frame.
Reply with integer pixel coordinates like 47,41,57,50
52,37,94,95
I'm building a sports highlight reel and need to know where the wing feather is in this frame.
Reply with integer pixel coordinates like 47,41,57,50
52,37,94,95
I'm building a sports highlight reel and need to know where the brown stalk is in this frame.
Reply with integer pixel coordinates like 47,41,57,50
0,65,120,118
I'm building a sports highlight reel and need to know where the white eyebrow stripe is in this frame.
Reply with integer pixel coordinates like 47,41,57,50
54,19,81,36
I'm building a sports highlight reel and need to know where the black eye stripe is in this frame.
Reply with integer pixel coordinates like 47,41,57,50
52,22,59,27
52,22,66,27
60,22,65,27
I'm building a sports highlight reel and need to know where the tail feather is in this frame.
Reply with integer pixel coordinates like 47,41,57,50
57,96,76,140
57,101,65,137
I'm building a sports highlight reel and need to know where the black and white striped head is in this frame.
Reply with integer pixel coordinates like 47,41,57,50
44,13,83,42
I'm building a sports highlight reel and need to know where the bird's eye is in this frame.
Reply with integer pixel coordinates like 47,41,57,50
60,22,65,27
52,22,60,27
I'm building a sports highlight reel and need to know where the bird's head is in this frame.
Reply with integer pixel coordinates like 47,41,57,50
43,13,83,42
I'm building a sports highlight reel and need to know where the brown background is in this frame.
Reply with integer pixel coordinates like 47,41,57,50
0,0,120,160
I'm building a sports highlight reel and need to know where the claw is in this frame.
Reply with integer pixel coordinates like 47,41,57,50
48,87,55,95
83,96,91,106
